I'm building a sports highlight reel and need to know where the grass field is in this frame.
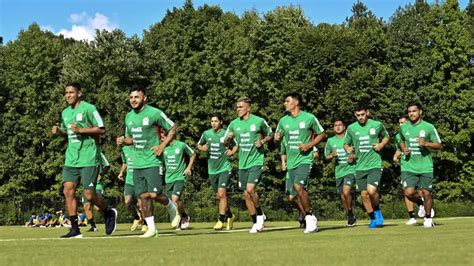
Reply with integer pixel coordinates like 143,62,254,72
1,217,473,265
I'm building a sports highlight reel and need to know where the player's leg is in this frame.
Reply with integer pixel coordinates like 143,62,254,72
61,166,81,238
342,177,356,226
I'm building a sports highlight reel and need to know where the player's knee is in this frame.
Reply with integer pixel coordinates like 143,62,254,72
217,191,226,199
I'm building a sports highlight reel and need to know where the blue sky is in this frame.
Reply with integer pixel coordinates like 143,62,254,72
0,0,469,43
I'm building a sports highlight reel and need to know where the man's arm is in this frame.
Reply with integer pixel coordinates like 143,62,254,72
118,163,127,181
152,125,177,156
184,153,197,177
300,132,326,152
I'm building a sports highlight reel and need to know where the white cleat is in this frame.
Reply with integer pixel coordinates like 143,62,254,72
139,230,158,237
405,218,417,225
255,215,265,231
423,218,434,228
249,223,260,234
304,215,318,234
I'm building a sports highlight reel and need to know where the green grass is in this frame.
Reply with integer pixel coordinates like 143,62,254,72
1,217,473,265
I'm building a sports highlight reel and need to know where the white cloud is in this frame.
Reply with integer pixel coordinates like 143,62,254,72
56,12,118,41
40,25,54,32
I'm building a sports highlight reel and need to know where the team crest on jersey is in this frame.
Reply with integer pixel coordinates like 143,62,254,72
143,117,149,126
76,113,83,121
370,128,376,135
250,124,256,131
285,124,289,128
220,137,225,143
175,148,180,154
419,130,426,138
355,132,360,135
299,121,305,129
236,127,241,131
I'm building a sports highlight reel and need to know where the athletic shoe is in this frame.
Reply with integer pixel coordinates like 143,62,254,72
405,218,417,225
249,223,260,234
368,219,379,229
131,219,140,231
304,215,318,233
171,214,181,229
141,225,148,232
226,214,235,230
139,229,158,238
60,229,83,238
167,201,178,226
181,216,190,230
374,210,384,227
417,205,426,218
87,227,98,232
213,220,224,230
347,215,357,227
105,208,118,235
256,215,265,231
423,218,434,228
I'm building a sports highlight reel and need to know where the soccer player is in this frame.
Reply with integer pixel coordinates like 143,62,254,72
197,114,237,230
83,152,110,232
116,85,178,237
399,102,441,228
51,82,117,238
161,132,197,230
224,97,273,233
324,119,357,227
274,92,325,233
344,102,390,228
118,145,145,231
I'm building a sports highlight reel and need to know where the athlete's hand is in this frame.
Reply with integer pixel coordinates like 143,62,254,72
255,139,264,148
418,137,426,147
372,143,383,152
345,146,354,154
116,136,125,146
225,148,234,157
52,123,60,135
393,156,400,164
274,132,282,142
200,145,209,152
299,143,312,152
402,147,411,155
282,161,287,171
331,150,338,158
184,168,192,177
117,173,124,182
347,153,356,163
70,123,82,134
152,143,166,156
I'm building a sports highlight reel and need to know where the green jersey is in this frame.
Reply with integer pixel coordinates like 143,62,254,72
60,101,104,167
163,140,195,183
121,146,134,185
344,119,389,171
276,111,324,169
225,114,272,170
399,120,441,173
124,104,174,169
394,133,407,171
325,135,356,178
198,128,232,175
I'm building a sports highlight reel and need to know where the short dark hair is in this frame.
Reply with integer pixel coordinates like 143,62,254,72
406,101,423,111
66,82,81,91
129,85,147,95
399,115,409,120
236,96,251,105
333,118,346,125
210,113,223,121
284,92,303,106
354,102,368,112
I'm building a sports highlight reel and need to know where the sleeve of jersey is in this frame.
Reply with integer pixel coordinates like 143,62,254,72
311,115,325,134
324,139,331,156
276,120,284,134
89,106,105,128
156,110,175,132
223,122,234,139
280,141,286,155
120,150,126,164
60,112,67,132
344,128,352,145
399,127,406,141
100,153,110,168
379,122,389,138
429,125,442,143
124,117,132,138
197,132,207,146
261,119,273,136
184,143,195,156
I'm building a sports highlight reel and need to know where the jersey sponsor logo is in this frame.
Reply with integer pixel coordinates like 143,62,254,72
420,130,426,138
299,121,305,129
143,117,149,126
250,124,256,131
370,128,376,135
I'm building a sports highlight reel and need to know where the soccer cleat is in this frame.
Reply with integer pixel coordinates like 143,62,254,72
347,215,357,227
213,220,224,230
141,225,148,232
131,219,141,231
417,205,426,218
423,218,434,228
255,215,265,231
226,214,235,230
181,216,190,230
87,227,98,232
304,215,318,233
167,201,178,226
405,218,417,225
105,208,118,235
368,219,379,229
374,210,384,227
139,229,158,238
60,229,83,238
249,223,260,233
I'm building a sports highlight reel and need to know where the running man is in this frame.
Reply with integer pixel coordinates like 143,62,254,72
224,97,273,233
116,85,178,237
399,102,441,228
274,92,325,233
344,102,390,228
324,119,356,227
161,131,196,230
197,113,237,230
51,82,117,238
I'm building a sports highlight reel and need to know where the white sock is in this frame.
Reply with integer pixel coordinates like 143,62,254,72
145,216,155,232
